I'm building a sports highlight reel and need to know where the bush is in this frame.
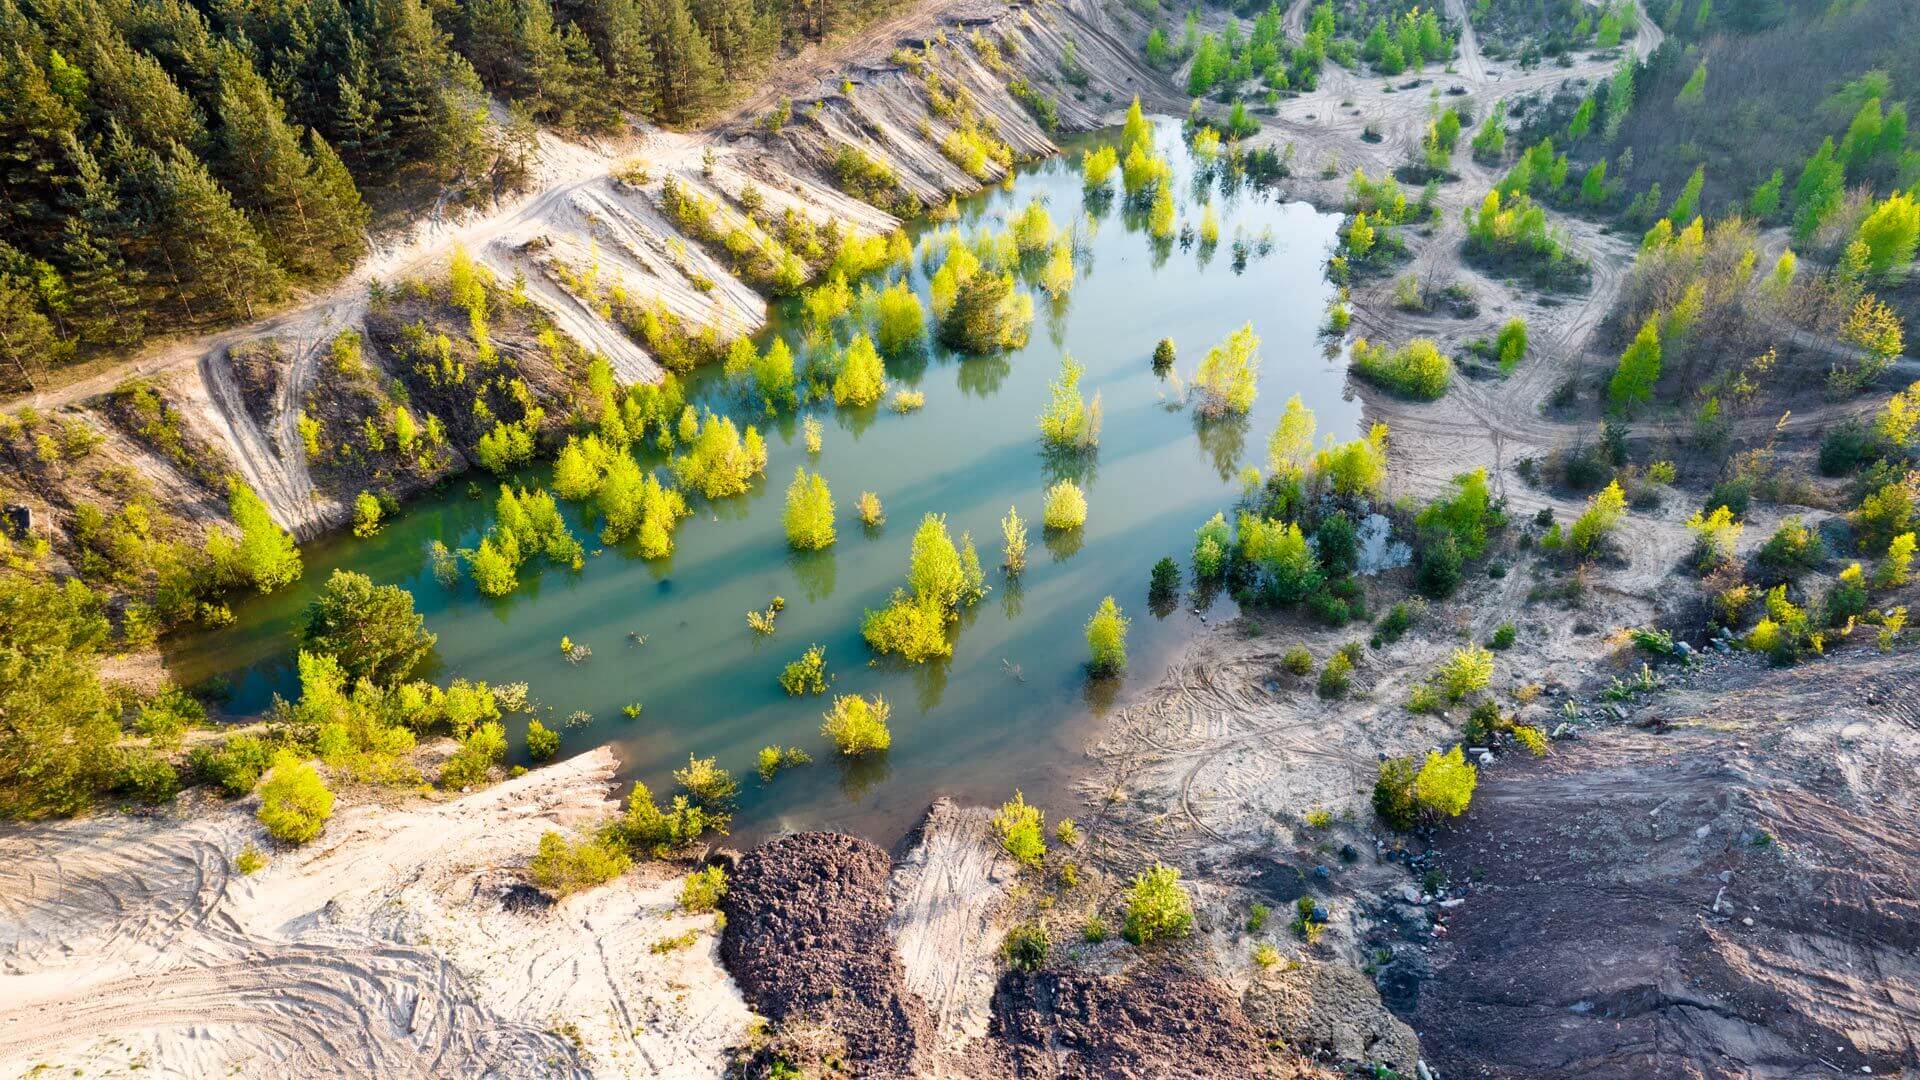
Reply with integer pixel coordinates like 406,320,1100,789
1488,621,1517,649
1413,746,1477,818
193,734,273,796
234,843,267,875
1317,651,1354,697
680,865,728,913
782,468,836,550
1149,556,1181,601
1085,596,1129,675
1372,757,1418,829
257,753,334,844
1350,338,1451,399
529,830,631,896
525,719,559,762
1282,646,1314,675
116,747,180,803
617,781,727,857
673,755,740,807
441,722,506,789
1002,923,1050,971
1043,480,1088,530
756,745,811,781
1122,863,1194,945
1437,646,1494,702
822,694,892,756
1756,516,1824,577
779,644,829,695
993,790,1047,867
1568,481,1626,555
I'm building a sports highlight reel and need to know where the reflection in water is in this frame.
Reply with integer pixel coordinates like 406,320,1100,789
1043,526,1086,563
837,752,892,802
1193,412,1249,483
789,547,837,602
956,353,1011,397
1082,673,1123,719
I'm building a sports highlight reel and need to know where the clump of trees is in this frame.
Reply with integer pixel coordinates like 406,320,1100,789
1192,324,1261,417
862,513,988,662
1373,747,1478,829
1350,338,1452,399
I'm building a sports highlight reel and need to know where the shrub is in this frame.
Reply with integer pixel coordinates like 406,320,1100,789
779,644,829,695
1436,646,1494,702
1413,746,1477,818
1149,556,1181,601
857,491,885,528
938,271,1033,353
193,734,273,796
992,790,1047,867
1350,338,1451,399
1002,506,1028,574
441,722,507,789
1279,646,1313,676
1494,318,1528,372
116,747,180,803
1043,480,1088,530
1152,338,1176,370
525,719,560,762
257,753,334,844
680,865,728,913
673,755,739,807
618,781,727,857
1085,596,1129,675
1002,923,1049,971
234,843,266,875
1055,818,1081,846
1192,324,1261,416
1756,516,1824,577
1318,651,1354,697
1488,621,1517,649
1122,863,1194,945
1568,481,1626,555
1194,513,1231,578
352,491,382,537
756,745,811,781
782,467,836,550
529,830,631,896
1037,355,1102,450
822,694,892,756
1372,756,1418,829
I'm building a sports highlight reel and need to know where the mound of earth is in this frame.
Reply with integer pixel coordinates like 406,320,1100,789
719,831,925,1074
1408,649,1920,1078
988,962,1304,1079
1242,958,1419,1075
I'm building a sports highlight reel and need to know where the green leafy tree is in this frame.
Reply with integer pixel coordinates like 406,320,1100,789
821,693,891,755
1609,319,1662,407
299,569,436,684
1413,746,1477,818
221,481,302,591
0,577,117,819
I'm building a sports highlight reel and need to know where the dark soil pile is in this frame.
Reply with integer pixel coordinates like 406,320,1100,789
1409,651,1920,1078
719,831,924,1075
988,962,1284,1078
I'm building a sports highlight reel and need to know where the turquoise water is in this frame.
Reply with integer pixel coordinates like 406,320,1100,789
170,120,1357,843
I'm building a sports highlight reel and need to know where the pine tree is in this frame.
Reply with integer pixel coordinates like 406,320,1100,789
148,146,286,320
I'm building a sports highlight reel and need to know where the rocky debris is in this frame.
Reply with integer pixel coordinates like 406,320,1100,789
1241,958,1420,1077
719,831,925,1076
988,962,1293,1079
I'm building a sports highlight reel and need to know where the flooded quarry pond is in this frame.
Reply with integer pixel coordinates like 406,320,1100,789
170,120,1358,842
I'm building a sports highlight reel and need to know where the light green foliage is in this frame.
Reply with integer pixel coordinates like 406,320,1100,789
465,486,585,596
1350,338,1450,399
1569,481,1627,555
778,644,829,695
1311,424,1391,499
1686,506,1743,567
1877,532,1915,588
1757,516,1825,575
1002,506,1028,574
992,790,1047,867
1853,194,1920,279
1436,646,1494,702
257,752,334,844
672,412,768,499
529,830,631,896
1194,512,1231,579
234,844,267,875
1416,468,1497,559
441,721,507,789
1495,319,1528,372
679,865,728,913
1413,746,1477,818
1082,144,1119,188
1085,596,1129,675
300,569,436,685
834,333,889,407
1042,480,1088,531
1609,319,1662,407
526,719,559,762
352,491,383,537
617,781,729,858
783,468,836,550
1267,395,1316,484
1318,651,1354,698
873,280,926,356
221,481,302,592
938,271,1033,353
673,755,739,808
821,693,892,756
1037,355,1102,450
1122,863,1194,945
756,745,811,781
192,734,273,797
